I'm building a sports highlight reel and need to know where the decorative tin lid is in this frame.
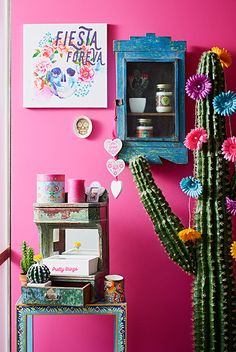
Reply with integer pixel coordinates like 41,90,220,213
137,118,152,124
156,83,172,89
37,174,65,182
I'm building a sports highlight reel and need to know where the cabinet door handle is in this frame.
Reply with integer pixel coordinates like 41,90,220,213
116,99,123,106
44,288,60,301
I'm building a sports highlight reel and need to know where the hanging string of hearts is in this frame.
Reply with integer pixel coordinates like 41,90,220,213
104,107,125,198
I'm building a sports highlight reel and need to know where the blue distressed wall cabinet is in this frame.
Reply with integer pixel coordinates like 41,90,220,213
113,33,187,164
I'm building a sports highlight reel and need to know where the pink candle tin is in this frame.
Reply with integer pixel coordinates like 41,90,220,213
68,179,85,203
37,174,65,203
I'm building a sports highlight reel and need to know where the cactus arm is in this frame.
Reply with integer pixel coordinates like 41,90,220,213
130,155,196,274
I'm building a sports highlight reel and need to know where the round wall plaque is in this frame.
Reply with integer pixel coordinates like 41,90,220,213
73,116,93,138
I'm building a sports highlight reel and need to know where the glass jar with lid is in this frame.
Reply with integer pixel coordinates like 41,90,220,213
156,84,173,113
136,118,153,138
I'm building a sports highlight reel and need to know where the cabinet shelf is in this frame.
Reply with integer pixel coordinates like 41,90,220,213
128,112,175,117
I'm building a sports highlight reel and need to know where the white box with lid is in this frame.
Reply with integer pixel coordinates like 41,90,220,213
43,254,99,276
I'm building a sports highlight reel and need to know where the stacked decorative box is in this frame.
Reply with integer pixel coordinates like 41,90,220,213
22,191,109,307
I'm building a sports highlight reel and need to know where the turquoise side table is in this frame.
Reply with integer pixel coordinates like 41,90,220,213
16,298,127,352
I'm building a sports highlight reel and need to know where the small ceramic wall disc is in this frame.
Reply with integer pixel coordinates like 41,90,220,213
73,116,93,138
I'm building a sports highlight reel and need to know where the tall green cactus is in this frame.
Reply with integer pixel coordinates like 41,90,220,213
20,241,35,275
129,51,236,352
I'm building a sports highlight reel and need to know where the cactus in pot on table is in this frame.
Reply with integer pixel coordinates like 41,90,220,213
27,254,50,284
129,49,236,351
19,241,35,286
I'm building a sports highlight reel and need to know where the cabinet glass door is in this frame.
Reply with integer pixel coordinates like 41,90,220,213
126,61,176,140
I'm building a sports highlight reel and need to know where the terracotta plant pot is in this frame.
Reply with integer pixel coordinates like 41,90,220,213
19,273,27,287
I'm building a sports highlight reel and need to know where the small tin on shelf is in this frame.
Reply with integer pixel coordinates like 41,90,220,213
136,118,153,138
37,174,65,204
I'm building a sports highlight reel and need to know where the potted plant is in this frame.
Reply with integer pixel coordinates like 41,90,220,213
27,254,51,285
19,241,35,286
128,69,149,113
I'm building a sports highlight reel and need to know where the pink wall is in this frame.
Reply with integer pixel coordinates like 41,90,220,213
11,0,236,351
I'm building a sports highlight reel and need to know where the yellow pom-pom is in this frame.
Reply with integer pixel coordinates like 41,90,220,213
230,241,236,260
34,254,43,262
178,228,201,242
211,47,232,69
74,241,81,249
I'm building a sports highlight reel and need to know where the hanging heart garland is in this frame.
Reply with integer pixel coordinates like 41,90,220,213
104,106,125,199
106,159,125,178
104,138,123,157
111,180,122,198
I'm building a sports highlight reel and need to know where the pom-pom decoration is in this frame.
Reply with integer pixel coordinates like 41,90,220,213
222,137,236,162
180,176,203,198
74,241,81,249
230,241,236,260
211,47,232,69
226,197,236,215
184,128,208,151
178,228,202,242
185,74,212,100
213,91,236,116
33,254,43,263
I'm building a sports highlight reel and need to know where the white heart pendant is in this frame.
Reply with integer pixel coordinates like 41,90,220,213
104,139,122,157
106,159,125,177
111,180,122,198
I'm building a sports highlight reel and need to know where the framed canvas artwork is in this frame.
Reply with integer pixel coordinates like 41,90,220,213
23,23,107,108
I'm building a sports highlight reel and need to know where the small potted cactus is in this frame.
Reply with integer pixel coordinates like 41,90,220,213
27,254,51,285
128,69,149,113
19,241,35,286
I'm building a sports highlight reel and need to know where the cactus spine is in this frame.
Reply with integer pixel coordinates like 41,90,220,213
129,51,236,351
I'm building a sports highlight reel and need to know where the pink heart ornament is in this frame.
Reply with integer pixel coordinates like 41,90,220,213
111,180,122,198
104,139,122,157
106,159,125,177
